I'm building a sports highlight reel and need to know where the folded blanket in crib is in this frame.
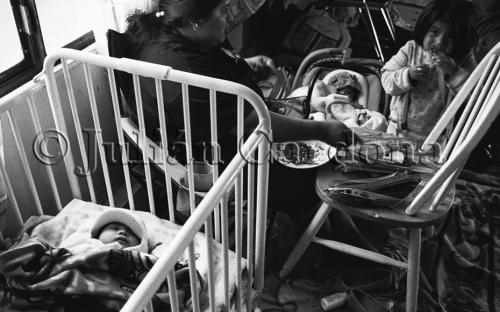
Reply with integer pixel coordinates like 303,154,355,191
0,233,195,311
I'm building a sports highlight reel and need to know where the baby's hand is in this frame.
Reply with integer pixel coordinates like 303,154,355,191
310,81,331,112
409,63,431,82
431,52,457,76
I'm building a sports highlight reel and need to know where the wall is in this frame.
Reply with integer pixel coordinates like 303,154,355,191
1,48,123,238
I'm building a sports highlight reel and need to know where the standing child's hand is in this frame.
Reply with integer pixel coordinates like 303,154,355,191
431,52,458,76
409,63,432,82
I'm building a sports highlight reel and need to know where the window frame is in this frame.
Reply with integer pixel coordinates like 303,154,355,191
0,0,95,97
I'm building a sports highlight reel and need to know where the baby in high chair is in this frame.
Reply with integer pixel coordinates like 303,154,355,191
295,69,387,131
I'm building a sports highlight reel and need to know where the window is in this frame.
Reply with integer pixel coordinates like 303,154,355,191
1,0,23,73
34,0,96,54
0,0,96,97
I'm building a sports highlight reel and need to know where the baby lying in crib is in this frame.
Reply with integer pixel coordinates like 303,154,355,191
299,70,388,131
0,208,195,312
61,208,149,254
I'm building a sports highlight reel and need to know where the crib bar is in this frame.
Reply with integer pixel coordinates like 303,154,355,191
154,79,176,220
6,110,43,215
132,74,156,214
166,270,180,312
82,63,115,207
237,98,244,309
423,53,497,148
181,83,198,215
209,90,221,241
61,60,96,202
205,216,217,312
439,56,496,162
235,96,246,311
254,137,270,291
187,243,201,312
182,71,204,312
106,68,135,210
246,160,256,311
27,94,62,211
0,153,22,226
221,193,231,309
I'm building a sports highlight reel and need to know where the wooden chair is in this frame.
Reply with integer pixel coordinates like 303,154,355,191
279,42,500,312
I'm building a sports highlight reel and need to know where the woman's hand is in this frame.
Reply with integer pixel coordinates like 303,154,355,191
409,63,432,82
245,55,275,72
321,119,358,147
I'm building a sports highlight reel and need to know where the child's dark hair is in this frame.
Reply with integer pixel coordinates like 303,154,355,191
125,0,224,54
413,0,477,60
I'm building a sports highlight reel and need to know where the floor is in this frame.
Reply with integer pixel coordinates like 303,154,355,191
252,164,500,312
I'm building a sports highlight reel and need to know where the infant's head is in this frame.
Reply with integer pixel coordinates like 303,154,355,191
327,72,361,102
91,208,148,252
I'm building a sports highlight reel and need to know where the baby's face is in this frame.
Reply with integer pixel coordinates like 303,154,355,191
98,222,140,248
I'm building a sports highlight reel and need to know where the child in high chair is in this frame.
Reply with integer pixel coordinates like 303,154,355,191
61,208,149,254
307,70,387,131
381,0,476,144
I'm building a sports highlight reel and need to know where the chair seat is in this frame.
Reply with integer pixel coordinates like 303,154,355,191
315,164,453,228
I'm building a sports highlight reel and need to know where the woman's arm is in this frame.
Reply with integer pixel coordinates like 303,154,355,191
243,110,354,147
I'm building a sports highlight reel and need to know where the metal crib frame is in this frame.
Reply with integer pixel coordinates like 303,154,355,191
0,48,272,312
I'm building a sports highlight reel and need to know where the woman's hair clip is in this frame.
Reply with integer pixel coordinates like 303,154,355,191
156,11,165,18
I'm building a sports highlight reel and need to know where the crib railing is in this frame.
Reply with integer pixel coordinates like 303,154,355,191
0,48,272,312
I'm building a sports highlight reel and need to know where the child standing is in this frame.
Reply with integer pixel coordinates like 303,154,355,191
381,0,477,143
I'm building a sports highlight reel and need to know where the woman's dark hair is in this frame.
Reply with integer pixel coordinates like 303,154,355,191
413,0,477,60
125,0,224,54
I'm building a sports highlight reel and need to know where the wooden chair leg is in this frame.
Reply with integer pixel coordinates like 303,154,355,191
279,202,333,278
406,228,422,312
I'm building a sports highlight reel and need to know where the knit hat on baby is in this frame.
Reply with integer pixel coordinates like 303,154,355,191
91,208,148,253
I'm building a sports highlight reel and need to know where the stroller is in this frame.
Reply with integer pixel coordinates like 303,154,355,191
263,47,389,122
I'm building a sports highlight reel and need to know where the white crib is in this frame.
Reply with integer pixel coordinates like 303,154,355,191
0,48,272,312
